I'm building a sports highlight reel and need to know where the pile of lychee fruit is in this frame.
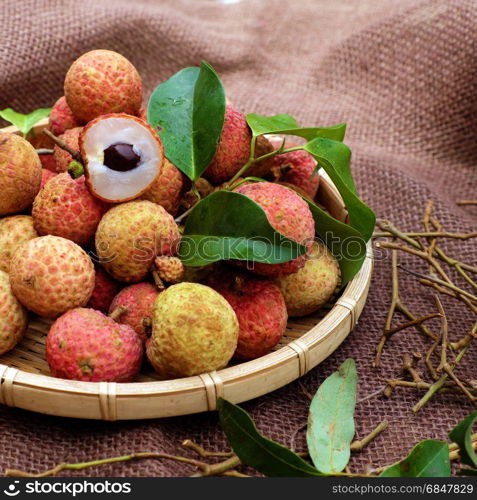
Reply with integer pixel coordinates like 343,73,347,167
0,50,341,383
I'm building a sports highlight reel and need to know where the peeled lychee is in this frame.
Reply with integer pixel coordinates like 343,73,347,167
32,173,108,245
147,282,239,378
203,106,251,184
80,114,164,202
46,308,143,382
86,266,121,313
95,200,180,283
53,127,82,172
234,182,315,276
141,158,186,215
0,270,28,355
40,168,58,189
0,216,38,273
109,282,159,342
64,50,143,123
10,235,95,318
275,241,340,317
48,96,83,136
0,133,42,215
208,270,287,360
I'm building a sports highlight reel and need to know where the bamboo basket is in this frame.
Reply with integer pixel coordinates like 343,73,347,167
0,119,373,420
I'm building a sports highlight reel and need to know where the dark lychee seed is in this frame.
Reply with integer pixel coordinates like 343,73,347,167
103,143,141,172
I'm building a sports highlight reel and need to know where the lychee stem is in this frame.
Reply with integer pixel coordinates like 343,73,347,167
68,160,84,179
152,269,166,290
43,129,83,164
109,305,128,321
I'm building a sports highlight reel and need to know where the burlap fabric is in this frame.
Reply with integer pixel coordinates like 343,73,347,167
0,0,476,477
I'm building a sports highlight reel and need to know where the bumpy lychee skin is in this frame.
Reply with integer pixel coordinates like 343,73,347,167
141,158,186,215
208,271,287,360
147,283,239,378
64,50,143,123
247,135,275,179
39,153,56,172
46,308,143,382
275,241,340,317
40,168,58,189
53,127,82,172
0,270,28,355
0,216,38,273
0,133,42,215
32,173,108,245
109,282,159,342
10,236,95,318
95,200,181,283
234,182,315,277
203,106,251,184
48,96,83,136
154,256,185,284
86,266,121,313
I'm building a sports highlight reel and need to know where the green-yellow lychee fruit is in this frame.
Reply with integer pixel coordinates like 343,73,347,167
95,200,181,283
275,241,340,317
0,215,39,273
0,270,28,355
147,283,239,378
0,133,42,215
64,50,143,122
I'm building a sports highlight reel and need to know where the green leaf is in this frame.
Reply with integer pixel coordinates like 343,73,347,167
0,107,51,136
304,138,376,241
147,61,225,181
178,190,307,266
449,411,477,469
246,113,346,142
380,440,451,477
217,398,322,477
306,358,357,473
304,198,367,286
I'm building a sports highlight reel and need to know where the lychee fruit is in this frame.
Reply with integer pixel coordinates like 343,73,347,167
10,235,95,318
48,96,83,136
39,153,57,172
275,241,340,317
0,133,42,215
154,256,185,285
40,168,58,189
46,308,143,382
203,105,251,184
95,200,180,283
80,114,164,202
109,282,159,342
32,173,108,245
64,50,143,122
141,158,186,215
0,270,28,355
146,282,239,378
0,215,39,273
233,182,315,276
247,135,275,179
86,266,121,313
52,126,82,172
208,270,287,360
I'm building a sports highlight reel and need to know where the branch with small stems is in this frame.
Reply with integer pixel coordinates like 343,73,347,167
457,200,477,206
42,129,83,164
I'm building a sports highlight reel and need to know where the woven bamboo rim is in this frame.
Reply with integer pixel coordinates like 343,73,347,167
0,119,373,420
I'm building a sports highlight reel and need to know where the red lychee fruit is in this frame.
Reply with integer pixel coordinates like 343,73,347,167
40,168,58,189
48,96,83,136
141,158,186,215
203,105,251,184
208,270,288,360
64,50,143,122
0,133,42,215
86,266,121,313
80,114,164,203
0,215,38,273
53,127,82,172
109,282,159,342
10,235,95,318
32,173,108,245
39,153,57,172
233,182,315,276
46,308,143,382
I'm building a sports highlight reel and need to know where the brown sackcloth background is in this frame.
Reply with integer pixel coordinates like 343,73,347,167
0,0,476,476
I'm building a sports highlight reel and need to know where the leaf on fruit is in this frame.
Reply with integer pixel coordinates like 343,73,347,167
147,61,225,181
379,440,451,477
0,107,52,136
306,358,357,474
217,398,323,477
178,190,307,266
449,410,477,469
